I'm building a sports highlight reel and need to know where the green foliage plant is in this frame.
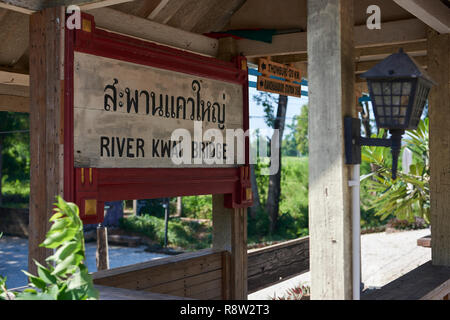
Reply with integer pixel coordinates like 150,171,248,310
0,196,98,300
361,118,430,223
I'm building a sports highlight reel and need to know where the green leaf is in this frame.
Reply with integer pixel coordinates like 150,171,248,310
41,227,78,249
22,270,47,290
52,241,82,263
52,253,84,276
35,262,58,285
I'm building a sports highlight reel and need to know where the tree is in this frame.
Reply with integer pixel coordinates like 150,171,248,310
254,92,288,233
249,129,262,219
0,112,29,205
294,104,308,156
282,117,299,157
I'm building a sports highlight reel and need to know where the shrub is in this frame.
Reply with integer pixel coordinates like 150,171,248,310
0,196,98,300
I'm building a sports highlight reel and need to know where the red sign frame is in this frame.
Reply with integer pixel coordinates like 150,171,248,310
64,13,251,224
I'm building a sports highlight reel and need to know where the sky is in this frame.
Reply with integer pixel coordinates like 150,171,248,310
248,74,309,138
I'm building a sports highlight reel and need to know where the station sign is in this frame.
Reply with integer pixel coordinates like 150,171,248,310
73,52,244,168
64,13,252,225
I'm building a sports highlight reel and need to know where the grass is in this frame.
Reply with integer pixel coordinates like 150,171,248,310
1,177,29,208
119,215,212,251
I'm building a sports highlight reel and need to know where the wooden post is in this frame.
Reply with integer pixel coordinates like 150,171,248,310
212,194,247,300
212,36,248,300
307,0,355,299
28,7,65,275
428,29,450,266
96,225,109,271
132,200,137,215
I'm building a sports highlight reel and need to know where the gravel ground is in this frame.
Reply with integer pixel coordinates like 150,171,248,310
0,236,168,289
249,228,431,300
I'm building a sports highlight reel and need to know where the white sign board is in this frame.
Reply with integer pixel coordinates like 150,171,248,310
73,52,244,168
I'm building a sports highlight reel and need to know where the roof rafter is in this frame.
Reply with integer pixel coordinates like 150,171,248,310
393,0,450,34
0,94,29,112
87,7,219,56
0,0,134,13
239,19,428,58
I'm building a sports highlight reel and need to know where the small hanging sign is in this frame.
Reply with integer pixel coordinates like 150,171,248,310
257,76,302,98
258,58,301,82
257,58,302,97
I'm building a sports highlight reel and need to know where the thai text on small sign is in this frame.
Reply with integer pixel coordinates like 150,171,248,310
257,58,302,97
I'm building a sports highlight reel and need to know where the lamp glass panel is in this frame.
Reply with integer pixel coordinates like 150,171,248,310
402,82,412,95
375,96,383,105
392,96,400,105
382,82,391,95
372,82,382,95
401,96,409,106
392,82,402,95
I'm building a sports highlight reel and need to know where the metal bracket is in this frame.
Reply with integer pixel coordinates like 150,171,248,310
344,116,404,179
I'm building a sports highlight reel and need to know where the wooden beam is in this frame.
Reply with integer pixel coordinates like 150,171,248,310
355,18,428,48
87,7,219,57
428,29,450,267
189,0,246,34
238,18,427,58
147,0,186,24
0,2,34,14
0,70,29,86
0,83,29,97
272,41,428,64
308,0,355,300
0,0,134,12
0,94,29,112
28,7,65,275
237,31,307,58
355,41,427,61
394,0,450,34
356,55,427,74
0,9,30,66
154,0,245,34
78,0,134,10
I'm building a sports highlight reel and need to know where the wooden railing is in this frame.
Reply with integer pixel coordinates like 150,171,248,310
92,248,230,300
247,236,310,293
92,236,311,299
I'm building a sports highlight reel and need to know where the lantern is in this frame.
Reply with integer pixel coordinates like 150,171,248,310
361,48,434,130
345,49,435,179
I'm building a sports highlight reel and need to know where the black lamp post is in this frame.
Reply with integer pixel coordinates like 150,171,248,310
345,49,434,179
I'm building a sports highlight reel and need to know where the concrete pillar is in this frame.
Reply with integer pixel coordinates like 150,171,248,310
428,29,450,266
307,0,355,299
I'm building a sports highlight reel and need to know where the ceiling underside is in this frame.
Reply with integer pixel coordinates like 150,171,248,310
0,0,447,102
